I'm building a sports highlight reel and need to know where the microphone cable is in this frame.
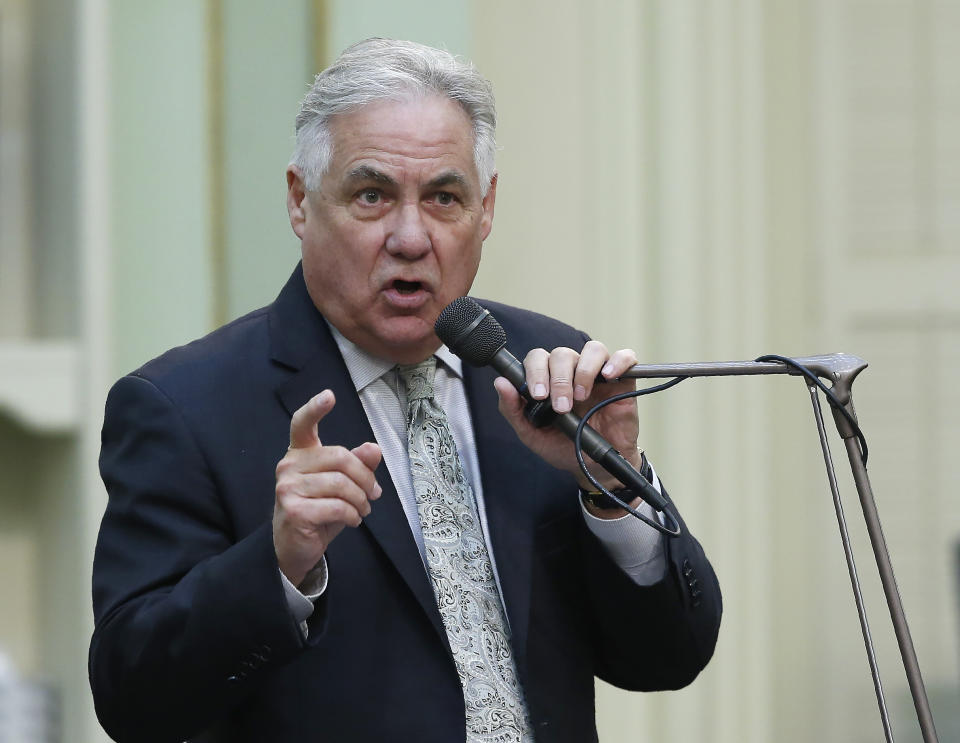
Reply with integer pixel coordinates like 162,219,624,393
573,376,686,536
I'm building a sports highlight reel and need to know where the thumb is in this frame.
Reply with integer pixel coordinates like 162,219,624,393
494,377,527,433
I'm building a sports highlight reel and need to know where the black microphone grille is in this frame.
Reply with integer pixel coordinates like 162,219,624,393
435,297,507,366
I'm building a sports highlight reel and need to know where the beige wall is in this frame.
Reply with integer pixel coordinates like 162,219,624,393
0,2,956,741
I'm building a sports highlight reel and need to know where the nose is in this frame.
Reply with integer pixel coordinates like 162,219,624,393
384,202,431,259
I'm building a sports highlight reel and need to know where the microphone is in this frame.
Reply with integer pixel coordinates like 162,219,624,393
434,297,669,513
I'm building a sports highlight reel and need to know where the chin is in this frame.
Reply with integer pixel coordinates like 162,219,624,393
374,317,440,363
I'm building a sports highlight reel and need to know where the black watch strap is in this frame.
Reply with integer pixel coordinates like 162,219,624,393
580,453,653,510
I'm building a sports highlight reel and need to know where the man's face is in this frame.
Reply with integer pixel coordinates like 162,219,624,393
286,95,496,364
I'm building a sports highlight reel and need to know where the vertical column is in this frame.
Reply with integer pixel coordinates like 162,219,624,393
0,0,32,337
219,0,314,319
78,0,112,737
108,1,215,375
762,1,825,740
651,2,771,742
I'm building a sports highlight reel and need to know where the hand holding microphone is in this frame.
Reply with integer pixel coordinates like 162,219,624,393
434,297,670,515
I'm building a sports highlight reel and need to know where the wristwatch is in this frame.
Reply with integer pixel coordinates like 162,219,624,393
579,452,653,510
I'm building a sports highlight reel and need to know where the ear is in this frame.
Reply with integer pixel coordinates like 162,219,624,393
479,173,498,241
286,165,308,240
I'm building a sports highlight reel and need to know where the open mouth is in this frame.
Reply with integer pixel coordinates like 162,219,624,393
393,279,422,295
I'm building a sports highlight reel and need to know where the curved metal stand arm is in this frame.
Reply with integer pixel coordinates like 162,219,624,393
618,353,938,742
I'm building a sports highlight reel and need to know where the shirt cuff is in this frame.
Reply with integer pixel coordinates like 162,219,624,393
279,556,329,637
580,466,667,586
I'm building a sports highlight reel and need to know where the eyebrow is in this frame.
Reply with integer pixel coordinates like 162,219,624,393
344,165,472,193
425,171,470,192
345,165,396,186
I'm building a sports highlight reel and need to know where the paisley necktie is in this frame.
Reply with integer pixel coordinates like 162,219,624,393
398,358,533,742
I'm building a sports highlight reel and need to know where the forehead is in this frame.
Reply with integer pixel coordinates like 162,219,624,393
325,95,478,184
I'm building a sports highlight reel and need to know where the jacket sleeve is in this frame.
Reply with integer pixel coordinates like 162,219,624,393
485,303,723,692
583,482,722,691
90,375,308,743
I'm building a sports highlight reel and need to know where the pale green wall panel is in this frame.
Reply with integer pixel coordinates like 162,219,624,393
222,0,314,319
31,0,81,339
327,0,471,60
109,1,214,375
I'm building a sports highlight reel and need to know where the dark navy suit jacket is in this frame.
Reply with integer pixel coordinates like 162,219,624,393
90,264,721,742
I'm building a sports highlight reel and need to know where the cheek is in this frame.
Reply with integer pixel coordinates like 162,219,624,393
441,238,482,289
304,222,384,277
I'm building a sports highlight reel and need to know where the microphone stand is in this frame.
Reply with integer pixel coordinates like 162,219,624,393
619,353,938,743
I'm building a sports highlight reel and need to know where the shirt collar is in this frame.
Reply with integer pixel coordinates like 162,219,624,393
326,321,464,393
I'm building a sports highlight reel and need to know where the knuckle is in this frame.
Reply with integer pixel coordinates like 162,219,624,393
275,476,296,501
275,455,296,478
326,445,350,467
551,374,573,388
327,470,350,493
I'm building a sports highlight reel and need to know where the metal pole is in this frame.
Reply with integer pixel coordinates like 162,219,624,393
840,434,939,743
808,385,894,742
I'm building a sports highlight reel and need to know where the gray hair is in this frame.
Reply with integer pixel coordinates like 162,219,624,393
290,38,497,196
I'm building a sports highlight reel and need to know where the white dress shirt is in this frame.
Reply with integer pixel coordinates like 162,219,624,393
282,327,668,629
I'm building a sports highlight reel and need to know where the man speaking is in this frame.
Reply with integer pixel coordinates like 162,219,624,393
89,38,721,742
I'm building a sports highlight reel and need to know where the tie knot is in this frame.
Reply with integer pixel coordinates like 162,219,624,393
397,358,437,402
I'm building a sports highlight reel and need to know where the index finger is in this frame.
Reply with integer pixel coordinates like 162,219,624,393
289,390,336,449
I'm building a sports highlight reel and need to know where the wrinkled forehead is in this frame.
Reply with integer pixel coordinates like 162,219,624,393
324,95,480,182
327,91,474,140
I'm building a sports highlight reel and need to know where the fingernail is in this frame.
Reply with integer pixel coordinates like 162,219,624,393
534,383,547,399
601,363,614,377
574,384,587,401
555,396,571,413
372,483,382,499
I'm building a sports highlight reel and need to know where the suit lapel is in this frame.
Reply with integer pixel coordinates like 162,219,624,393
269,266,448,646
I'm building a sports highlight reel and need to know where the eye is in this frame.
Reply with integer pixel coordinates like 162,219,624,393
434,191,456,206
358,188,381,205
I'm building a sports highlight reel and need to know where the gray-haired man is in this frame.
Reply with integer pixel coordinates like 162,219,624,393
91,38,721,743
